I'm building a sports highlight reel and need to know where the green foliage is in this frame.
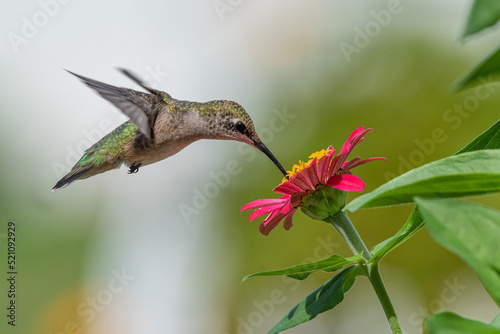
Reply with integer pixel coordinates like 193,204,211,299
426,312,500,334
369,207,423,263
258,118,500,333
455,48,500,90
345,150,500,211
417,197,500,305
463,0,500,38
456,0,500,89
240,3,500,333
243,254,362,281
456,118,500,153
491,312,500,329
268,266,363,334
369,119,500,262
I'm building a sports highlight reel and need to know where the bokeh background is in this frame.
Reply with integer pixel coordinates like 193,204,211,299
1,1,500,333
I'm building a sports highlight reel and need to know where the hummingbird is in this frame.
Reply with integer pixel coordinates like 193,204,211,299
52,69,287,191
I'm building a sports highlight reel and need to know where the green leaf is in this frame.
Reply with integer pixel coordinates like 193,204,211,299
368,120,500,262
491,312,500,329
463,0,500,38
345,150,500,212
426,312,500,334
456,118,500,154
243,254,362,281
268,266,362,334
416,197,500,305
369,208,423,263
455,48,500,90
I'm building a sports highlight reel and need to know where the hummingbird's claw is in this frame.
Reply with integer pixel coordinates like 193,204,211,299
128,163,142,174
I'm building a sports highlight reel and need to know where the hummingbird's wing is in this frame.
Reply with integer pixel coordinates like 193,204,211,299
66,70,155,139
117,68,162,95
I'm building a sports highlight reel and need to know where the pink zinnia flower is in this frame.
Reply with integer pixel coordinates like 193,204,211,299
241,126,386,235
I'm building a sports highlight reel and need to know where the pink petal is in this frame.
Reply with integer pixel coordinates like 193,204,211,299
347,129,372,153
347,126,365,141
331,152,350,176
283,210,296,230
316,150,334,182
290,172,315,191
340,127,374,155
328,152,349,178
261,209,279,226
241,197,288,212
302,158,320,187
259,211,286,236
342,157,360,171
259,223,275,236
340,126,364,154
249,203,286,221
344,156,387,171
274,182,304,195
259,207,298,235
280,200,293,214
290,192,303,207
326,174,366,192
340,142,351,155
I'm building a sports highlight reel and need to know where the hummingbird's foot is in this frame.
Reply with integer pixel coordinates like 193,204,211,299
128,162,142,174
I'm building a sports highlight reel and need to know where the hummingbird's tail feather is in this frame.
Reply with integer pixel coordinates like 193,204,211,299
52,160,123,191
52,165,93,191
52,117,139,191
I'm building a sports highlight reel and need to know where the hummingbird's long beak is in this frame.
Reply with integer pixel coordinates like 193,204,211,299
253,141,288,176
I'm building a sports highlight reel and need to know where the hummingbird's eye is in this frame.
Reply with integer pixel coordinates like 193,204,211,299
234,121,247,134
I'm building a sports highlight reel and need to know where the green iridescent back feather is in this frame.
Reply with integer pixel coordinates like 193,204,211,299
79,120,139,166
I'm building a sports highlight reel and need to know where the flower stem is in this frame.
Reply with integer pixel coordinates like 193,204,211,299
326,212,403,334
326,212,371,263
368,264,403,334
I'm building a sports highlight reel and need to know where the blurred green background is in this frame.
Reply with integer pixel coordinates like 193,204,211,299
1,1,499,333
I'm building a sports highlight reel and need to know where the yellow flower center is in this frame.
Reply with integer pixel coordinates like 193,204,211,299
281,149,333,183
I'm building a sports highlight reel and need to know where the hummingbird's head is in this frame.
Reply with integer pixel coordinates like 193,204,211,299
205,100,287,176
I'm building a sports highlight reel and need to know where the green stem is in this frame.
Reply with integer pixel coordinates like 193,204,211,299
326,212,403,334
368,264,403,334
326,212,371,263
